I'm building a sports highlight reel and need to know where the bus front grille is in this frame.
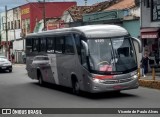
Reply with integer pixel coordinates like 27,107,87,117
102,78,133,84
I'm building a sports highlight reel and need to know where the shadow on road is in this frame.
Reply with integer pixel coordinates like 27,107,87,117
0,70,11,74
32,82,138,100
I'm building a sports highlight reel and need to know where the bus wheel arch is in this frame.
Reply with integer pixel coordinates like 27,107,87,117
71,74,80,95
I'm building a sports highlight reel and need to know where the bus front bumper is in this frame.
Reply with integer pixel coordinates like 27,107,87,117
89,77,139,93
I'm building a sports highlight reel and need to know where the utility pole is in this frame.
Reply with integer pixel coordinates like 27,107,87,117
5,6,8,58
84,0,87,6
43,0,46,31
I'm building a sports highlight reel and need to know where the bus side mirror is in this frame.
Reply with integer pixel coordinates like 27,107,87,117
81,40,89,56
132,37,142,53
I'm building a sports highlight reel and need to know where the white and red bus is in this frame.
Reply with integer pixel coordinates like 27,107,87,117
25,25,142,94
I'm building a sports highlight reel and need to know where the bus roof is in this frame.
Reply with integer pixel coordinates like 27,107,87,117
26,25,129,38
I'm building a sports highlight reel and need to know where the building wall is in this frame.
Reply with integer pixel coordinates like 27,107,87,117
13,39,25,63
141,0,151,27
141,0,160,27
21,2,76,34
123,20,140,38
0,7,22,60
61,11,74,23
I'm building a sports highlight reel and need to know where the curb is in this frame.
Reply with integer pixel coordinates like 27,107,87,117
138,79,160,90
13,64,25,67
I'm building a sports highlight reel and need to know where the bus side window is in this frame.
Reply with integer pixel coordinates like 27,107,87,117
74,34,81,55
32,38,39,52
40,37,46,52
81,38,88,69
26,38,32,53
47,37,55,53
64,35,74,54
80,36,88,69
55,36,64,54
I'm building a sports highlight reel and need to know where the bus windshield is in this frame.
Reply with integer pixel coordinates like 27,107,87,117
88,36,137,74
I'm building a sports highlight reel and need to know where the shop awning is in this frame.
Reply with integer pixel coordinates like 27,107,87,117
141,27,160,39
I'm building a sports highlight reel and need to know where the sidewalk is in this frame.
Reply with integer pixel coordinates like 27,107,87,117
12,64,26,67
138,73,160,90
140,73,160,81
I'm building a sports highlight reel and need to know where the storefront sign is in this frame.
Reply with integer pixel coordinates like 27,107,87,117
21,8,30,15
83,10,124,22
47,22,59,30
141,33,158,39
0,41,12,46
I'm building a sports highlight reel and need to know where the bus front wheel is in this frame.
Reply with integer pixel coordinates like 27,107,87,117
72,79,80,95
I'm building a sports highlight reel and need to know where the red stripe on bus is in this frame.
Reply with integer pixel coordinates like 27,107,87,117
94,75,113,80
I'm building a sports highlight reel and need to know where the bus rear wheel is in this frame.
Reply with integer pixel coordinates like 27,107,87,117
38,73,44,86
9,69,12,73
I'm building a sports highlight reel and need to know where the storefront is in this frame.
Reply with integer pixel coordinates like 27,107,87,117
141,27,160,65
0,41,13,60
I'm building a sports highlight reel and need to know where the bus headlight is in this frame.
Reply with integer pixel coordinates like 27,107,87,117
93,78,101,83
133,74,138,79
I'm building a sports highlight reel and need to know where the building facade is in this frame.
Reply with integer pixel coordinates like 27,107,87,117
141,0,160,66
0,2,76,63
0,7,21,61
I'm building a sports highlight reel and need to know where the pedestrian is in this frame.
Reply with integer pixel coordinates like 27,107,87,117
154,50,159,65
22,51,26,64
141,53,149,77
11,53,15,64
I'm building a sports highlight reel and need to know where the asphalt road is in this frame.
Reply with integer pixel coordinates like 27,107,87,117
0,64,160,117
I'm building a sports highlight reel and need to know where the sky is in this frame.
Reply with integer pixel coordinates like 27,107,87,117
0,0,107,12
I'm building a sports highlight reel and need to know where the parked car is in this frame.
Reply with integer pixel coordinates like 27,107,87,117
0,58,12,72
0,56,7,59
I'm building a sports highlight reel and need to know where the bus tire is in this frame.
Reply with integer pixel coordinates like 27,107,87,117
113,90,121,94
72,78,80,95
38,72,44,86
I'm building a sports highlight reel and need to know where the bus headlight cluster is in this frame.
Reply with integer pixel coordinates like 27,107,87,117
133,74,138,79
93,78,103,83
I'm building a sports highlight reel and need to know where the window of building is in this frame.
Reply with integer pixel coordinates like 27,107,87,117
3,23,6,30
26,19,30,33
47,37,55,53
8,22,10,30
14,20,17,29
64,35,74,54
11,21,14,29
151,0,160,21
17,20,20,29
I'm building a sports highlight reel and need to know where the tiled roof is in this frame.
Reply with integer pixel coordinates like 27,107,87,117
89,1,111,12
67,6,94,21
104,0,135,11
67,1,118,21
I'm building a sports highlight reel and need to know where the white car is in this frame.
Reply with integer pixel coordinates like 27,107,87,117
0,56,7,59
0,58,12,72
